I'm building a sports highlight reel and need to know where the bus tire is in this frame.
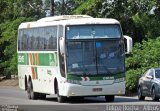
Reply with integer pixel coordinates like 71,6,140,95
105,95,114,102
39,94,46,100
56,84,66,103
27,80,38,100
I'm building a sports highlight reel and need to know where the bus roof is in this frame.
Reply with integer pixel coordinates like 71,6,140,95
18,15,120,29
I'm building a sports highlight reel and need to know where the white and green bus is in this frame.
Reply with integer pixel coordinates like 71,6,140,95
17,15,132,102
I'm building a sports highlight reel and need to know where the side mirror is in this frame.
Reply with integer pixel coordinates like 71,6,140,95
124,35,133,54
59,37,65,55
146,75,153,79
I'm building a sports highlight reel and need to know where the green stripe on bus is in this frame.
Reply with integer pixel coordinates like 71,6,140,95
67,73,124,81
18,53,29,65
32,54,35,65
34,67,38,79
18,52,58,66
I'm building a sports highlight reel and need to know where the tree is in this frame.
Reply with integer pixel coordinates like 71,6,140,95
0,0,45,77
44,0,85,15
0,0,45,22
0,17,32,76
50,0,55,16
73,0,103,17
0,0,14,23
13,0,45,19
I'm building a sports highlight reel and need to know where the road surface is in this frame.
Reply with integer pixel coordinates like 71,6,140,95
0,87,159,111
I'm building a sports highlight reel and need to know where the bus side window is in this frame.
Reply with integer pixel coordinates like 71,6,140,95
38,27,46,50
18,30,22,51
21,30,28,51
45,26,57,51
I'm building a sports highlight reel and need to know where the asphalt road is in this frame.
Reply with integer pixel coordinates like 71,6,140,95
0,87,159,111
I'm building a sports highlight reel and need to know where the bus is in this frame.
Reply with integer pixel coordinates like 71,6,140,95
17,15,132,102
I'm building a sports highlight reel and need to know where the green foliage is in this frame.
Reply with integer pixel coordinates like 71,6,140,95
0,0,45,23
0,0,45,77
0,0,14,22
0,17,32,76
73,0,103,17
13,0,45,19
126,69,142,93
127,38,160,69
44,0,86,15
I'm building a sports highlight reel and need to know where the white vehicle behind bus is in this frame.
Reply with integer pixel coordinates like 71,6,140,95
17,15,132,102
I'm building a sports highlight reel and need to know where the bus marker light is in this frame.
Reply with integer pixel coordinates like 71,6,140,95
27,24,30,28
96,81,99,84
118,90,123,94
71,92,75,95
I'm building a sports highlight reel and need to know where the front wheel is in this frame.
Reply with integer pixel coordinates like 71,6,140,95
56,84,66,103
151,87,159,101
105,95,114,102
138,87,145,100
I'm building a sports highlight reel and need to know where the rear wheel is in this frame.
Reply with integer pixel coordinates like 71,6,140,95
105,95,114,102
151,87,159,101
138,87,145,100
27,80,38,100
39,93,46,100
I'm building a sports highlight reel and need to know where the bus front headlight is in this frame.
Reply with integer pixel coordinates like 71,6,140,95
114,78,125,83
67,79,81,85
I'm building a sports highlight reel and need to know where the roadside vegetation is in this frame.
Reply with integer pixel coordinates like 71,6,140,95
0,0,160,93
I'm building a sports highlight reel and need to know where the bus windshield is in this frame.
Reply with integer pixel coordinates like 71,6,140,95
66,25,121,39
66,39,124,75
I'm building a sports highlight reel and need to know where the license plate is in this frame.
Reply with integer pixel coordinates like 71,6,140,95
92,88,102,92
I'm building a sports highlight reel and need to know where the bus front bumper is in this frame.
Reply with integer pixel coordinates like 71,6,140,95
62,82,125,97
